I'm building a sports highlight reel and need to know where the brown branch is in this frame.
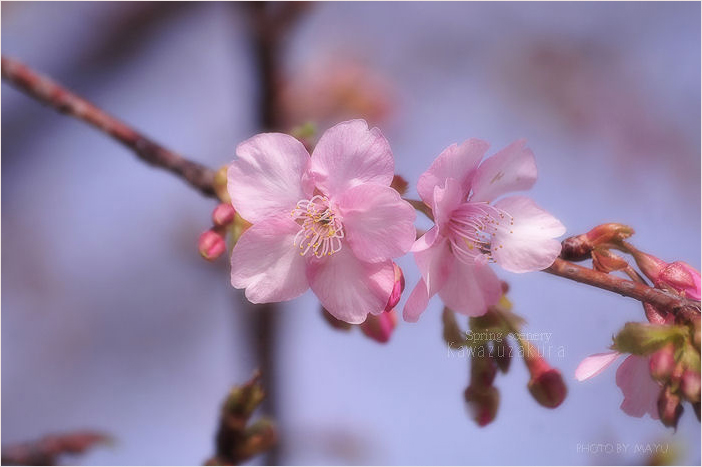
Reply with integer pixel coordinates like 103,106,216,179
1,55,217,198
545,258,700,317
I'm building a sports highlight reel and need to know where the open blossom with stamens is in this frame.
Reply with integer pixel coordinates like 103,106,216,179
227,120,416,324
403,139,566,321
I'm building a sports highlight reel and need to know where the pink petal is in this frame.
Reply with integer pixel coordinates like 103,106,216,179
309,120,394,199
574,352,621,381
470,139,537,203
431,178,465,233
403,239,454,323
403,278,430,323
228,133,312,223
306,247,395,324
337,183,416,263
491,196,566,273
438,262,501,317
411,226,439,253
231,217,309,303
417,139,489,205
616,355,661,419
415,237,454,297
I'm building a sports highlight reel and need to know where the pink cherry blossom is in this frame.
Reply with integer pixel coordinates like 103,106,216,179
227,120,416,324
403,139,566,321
575,351,660,419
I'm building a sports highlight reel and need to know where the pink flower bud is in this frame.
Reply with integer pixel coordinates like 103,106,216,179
522,339,567,408
384,263,405,311
212,203,237,227
528,368,568,409
649,344,676,382
657,261,701,301
198,230,226,261
585,223,635,246
464,385,500,427
657,385,683,429
360,309,397,344
681,370,701,403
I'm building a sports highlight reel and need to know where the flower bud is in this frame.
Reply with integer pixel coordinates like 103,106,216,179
680,370,701,403
464,385,500,427
657,385,683,429
360,309,397,344
521,339,567,408
649,344,676,382
592,247,629,273
559,235,592,262
234,418,278,461
212,203,236,227
657,262,701,301
385,263,405,311
528,368,567,409
198,230,226,261
586,223,635,246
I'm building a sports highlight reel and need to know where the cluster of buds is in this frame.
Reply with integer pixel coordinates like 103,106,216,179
321,263,404,344
448,291,567,427
205,371,277,465
198,203,236,261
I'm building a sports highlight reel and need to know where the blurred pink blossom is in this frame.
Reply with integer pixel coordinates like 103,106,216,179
575,352,660,419
403,140,565,321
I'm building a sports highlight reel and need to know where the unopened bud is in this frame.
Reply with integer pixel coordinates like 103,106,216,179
561,224,635,261
528,368,567,409
657,385,683,429
592,247,629,273
521,339,567,408
626,245,668,284
212,203,236,227
649,344,676,382
360,309,397,344
199,230,226,261
657,262,701,301
225,371,265,422
680,370,701,403
464,385,500,427
234,418,278,461
385,263,405,311
586,223,635,246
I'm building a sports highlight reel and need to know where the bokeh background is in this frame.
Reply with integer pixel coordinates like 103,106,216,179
2,2,700,465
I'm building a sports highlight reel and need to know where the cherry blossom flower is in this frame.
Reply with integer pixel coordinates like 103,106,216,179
403,139,566,321
575,351,660,419
227,120,416,324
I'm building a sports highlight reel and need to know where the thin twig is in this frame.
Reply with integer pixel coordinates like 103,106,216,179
1,55,217,197
545,258,700,316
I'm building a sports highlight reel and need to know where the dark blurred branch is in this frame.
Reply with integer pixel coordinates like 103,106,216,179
239,3,309,465
545,258,700,318
1,431,111,466
1,55,217,197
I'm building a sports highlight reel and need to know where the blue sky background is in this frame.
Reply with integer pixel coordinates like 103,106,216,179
2,2,700,465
